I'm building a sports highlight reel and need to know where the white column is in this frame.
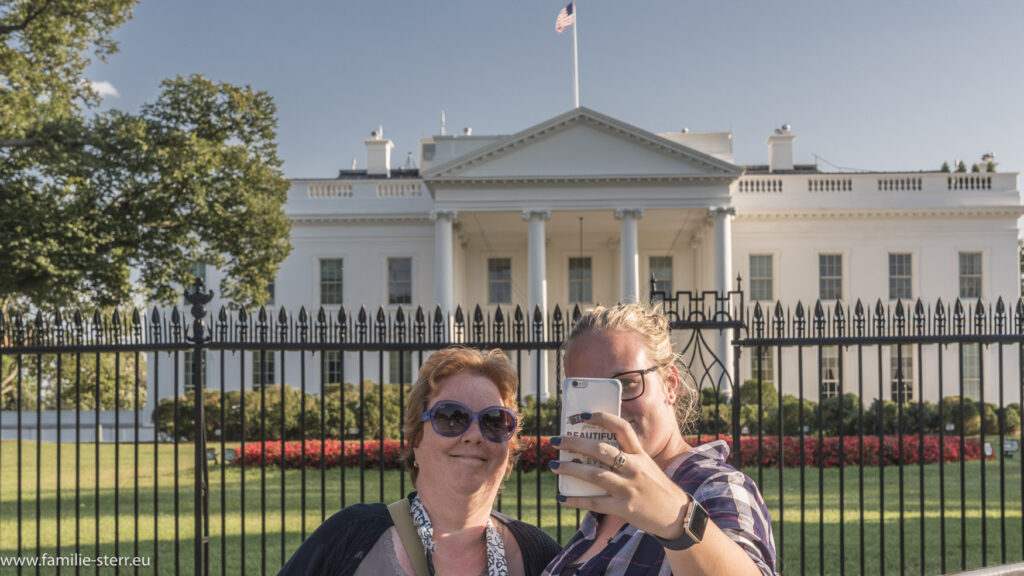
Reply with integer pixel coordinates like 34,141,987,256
710,206,736,396
431,210,457,315
615,208,643,303
522,209,551,399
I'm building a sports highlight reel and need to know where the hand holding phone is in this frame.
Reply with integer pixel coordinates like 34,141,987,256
558,377,622,497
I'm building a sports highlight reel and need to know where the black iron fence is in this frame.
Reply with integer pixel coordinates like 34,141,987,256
0,278,1022,575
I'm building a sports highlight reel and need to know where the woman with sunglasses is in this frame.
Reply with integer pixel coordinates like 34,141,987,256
543,303,776,576
279,347,560,576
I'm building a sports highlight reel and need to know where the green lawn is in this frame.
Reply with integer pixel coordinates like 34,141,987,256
1,440,1022,575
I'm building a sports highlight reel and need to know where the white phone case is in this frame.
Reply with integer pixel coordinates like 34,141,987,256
558,377,622,497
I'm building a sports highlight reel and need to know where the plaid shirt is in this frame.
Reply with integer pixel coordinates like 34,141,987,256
542,440,776,576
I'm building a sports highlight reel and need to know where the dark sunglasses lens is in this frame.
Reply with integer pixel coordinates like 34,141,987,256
432,402,471,436
479,408,516,441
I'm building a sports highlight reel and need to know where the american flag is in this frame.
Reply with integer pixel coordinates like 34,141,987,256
555,2,575,34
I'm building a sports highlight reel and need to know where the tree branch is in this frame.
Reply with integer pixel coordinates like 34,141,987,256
0,0,56,36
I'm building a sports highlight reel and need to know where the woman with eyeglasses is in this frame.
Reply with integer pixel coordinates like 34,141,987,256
279,347,560,576
543,303,776,576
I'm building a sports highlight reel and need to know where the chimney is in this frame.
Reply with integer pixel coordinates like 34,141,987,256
767,124,795,172
365,128,394,177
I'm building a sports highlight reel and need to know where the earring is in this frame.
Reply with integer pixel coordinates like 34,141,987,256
413,461,419,468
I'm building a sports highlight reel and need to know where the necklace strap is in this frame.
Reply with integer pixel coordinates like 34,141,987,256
410,494,509,576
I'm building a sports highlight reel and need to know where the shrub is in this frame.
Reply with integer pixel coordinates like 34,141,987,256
520,395,560,437
816,393,863,436
942,396,981,435
233,434,993,470
764,395,818,436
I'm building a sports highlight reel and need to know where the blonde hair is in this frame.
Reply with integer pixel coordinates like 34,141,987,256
564,302,699,432
403,347,521,485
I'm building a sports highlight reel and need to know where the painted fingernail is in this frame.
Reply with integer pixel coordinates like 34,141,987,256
581,412,592,420
556,494,567,503
549,436,562,446
548,460,560,470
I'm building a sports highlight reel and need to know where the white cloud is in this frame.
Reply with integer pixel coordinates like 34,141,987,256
89,80,120,98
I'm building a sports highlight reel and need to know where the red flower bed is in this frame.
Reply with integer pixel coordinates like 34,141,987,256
234,434,991,470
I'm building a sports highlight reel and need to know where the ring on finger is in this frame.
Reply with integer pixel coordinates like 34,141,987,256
611,449,627,471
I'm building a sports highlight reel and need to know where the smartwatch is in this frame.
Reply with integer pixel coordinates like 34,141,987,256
655,494,710,551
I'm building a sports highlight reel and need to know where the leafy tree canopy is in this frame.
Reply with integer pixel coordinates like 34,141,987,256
0,0,292,310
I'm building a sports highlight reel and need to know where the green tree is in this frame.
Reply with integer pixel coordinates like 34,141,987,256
1,1,291,310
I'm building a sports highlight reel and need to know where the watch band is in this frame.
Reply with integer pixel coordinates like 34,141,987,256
655,494,710,551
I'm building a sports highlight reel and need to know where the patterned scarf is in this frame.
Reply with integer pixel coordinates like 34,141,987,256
409,493,509,576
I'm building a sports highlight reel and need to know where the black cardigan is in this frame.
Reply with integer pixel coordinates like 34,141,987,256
278,499,561,576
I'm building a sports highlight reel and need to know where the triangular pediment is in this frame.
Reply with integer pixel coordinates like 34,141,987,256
422,107,742,183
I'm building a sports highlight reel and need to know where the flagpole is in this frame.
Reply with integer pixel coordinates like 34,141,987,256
572,0,579,108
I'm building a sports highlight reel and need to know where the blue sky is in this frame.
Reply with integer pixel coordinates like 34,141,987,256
87,0,1024,179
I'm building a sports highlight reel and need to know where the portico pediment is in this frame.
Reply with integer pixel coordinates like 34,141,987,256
421,107,742,185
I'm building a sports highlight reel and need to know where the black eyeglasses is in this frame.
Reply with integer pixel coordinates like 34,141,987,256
611,365,661,401
420,400,518,443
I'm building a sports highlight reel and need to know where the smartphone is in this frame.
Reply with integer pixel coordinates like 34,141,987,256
558,377,622,497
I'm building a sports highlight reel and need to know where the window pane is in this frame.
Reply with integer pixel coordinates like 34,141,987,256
821,346,839,399
888,253,912,300
388,257,412,304
389,351,413,385
819,254,842,300
649,256,673,294
184,351,205,392
752,346,774,384
959,252,982,299
890,344,914,403
320,259,344,305
962,343,980,400
324,351,343,385
252,351,276,389
488,258,512,304
569,257,592,303
750,255,773,301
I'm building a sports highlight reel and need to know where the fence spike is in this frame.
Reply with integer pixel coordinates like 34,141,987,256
473,304,483,325
753,302,763,321
572,303,582,325
415,306,425,325
358,305,368,325
494,305,504,325
454,305,465,326
1016,298,1024,334
552,305,564,341
395,305,406,325
415,305,426,343
996,297,1006,317
553,305,563,323
794,301,805,319
375,306,386,324
278,306,288,324
75,309,85,331
316,306,326,326
0,308,5,338
53,308,63,328
338,306,348,325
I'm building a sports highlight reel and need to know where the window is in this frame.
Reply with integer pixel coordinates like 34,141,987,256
751,346,774,384
819,254,843,301
184,262,207,303
388,257,412,305
889,253,912,301
324,351,343,385
389,351,413,385
750,255,773,302
252,351,276,389
266,279,275,306
962,344,981,400
649,256,673,294
568,257,592,303
488,258,512,304
184,351,205,392
890,345,914,403
820,346,839,399
320,259,344,305
959,252,982,299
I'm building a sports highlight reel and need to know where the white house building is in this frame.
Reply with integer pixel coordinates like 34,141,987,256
151,107,1023,414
